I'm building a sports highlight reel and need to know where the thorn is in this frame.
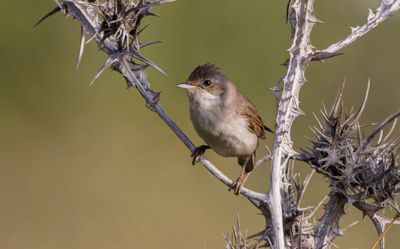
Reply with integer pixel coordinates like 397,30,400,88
144,11,158,17
34,6,62,27
122,51,166,75
313,112,323,129
85,30,100,45
382,118,398,143
352,79,371,125
52,0,63,9
307,193,328,221
365,109,400,146
90,54,119,86
139,39,164,48
330,80,346,117
377,128,384,145
285,0,292,24
158,0,176,3
350,26,360,33
297,169,315,207
312,51,344,61
137,24,149,35
367,8,376,21
281,59,289,67
308,15,323,24
76,26,86,69
320,108,330,123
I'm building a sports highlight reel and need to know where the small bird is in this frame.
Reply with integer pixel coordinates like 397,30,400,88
177,64,272,194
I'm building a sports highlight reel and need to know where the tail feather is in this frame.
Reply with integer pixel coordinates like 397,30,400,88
264,125,274,133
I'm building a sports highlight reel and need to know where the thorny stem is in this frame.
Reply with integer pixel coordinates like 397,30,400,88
269,0,317,247
269,0,400,248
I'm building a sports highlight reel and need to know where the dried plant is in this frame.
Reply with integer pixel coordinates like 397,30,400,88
224,216,252,249
37,0,400,248
306,83,400,206
304,83,400,248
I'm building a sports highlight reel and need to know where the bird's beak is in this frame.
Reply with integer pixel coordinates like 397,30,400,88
176,82,195,90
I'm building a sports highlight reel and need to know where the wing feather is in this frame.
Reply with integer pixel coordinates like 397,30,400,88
236,94,272,139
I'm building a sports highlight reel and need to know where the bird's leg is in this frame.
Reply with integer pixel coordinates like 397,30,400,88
241,171,253,190
191,145,210,165
229,156,251,195
233,166,247,195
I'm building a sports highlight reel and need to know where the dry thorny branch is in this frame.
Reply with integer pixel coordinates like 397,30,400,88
37,0,400,248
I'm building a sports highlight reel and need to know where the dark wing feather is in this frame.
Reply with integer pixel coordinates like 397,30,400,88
237,94,269,139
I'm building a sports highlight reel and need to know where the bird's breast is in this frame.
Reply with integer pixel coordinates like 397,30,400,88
189,100,258,157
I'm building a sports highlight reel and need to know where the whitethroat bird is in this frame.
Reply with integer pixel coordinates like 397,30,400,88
177,64,272,195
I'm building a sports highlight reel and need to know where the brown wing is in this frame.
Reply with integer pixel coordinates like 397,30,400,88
237,94,269,139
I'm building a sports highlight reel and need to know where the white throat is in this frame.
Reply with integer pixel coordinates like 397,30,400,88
188,89,222,110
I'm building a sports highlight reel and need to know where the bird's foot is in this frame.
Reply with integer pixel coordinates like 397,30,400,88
229,177,244,196
191,145,210,165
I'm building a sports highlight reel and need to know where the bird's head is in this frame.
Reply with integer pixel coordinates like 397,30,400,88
177,64,232,100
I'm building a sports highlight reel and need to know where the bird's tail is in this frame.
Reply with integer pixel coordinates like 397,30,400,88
264,125,274,133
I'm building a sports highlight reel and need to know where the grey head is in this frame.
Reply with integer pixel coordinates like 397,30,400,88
177,63,235,98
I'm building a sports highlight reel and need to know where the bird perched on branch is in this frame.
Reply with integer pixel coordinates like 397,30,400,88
177,64,272,194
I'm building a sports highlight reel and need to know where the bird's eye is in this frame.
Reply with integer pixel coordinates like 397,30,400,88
203,79,213,86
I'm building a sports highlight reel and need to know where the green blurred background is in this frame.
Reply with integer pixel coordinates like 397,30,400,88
1,0,400,248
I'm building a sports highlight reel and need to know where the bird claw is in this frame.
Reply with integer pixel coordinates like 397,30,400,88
190,145,210,165
228,177,243,196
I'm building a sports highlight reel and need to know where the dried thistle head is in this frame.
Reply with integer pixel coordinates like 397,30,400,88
37,0,174,83
305,82,400,209
93,0,172,51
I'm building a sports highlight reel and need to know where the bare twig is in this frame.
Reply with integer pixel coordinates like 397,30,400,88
319,0,400,55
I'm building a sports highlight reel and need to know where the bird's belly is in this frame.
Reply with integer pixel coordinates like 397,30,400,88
190,108,258,157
